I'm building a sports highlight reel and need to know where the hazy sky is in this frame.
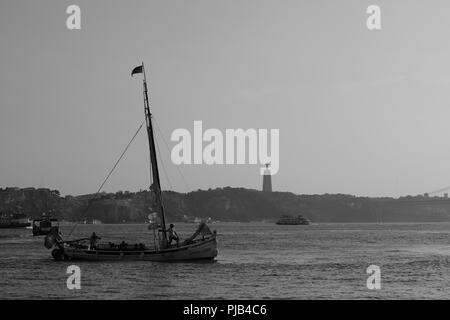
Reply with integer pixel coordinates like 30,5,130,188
2,0,450,197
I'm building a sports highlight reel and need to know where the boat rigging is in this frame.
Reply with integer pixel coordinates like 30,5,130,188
35,62,218,262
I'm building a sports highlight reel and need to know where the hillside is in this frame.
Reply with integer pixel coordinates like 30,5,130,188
2,187,450,223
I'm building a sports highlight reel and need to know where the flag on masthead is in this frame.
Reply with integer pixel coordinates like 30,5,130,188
131,64,143,76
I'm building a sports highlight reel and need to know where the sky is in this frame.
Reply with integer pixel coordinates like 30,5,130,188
2,0,450,197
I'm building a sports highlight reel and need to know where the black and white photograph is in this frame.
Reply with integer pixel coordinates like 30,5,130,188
1,0,450,308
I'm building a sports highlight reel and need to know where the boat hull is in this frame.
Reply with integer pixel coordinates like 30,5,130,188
60,236,218,262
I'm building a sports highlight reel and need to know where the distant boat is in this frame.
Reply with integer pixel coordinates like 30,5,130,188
276,214,310,225
0,212,30,229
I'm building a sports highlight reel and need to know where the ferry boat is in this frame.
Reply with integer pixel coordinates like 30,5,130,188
0,212,30,229
39,63,218,262
276,214,310,225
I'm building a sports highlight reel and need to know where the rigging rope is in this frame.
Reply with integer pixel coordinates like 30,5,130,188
153,120,174,191
428,185,450,195
67,121,145,237
96,121,145,194
153,117,191,192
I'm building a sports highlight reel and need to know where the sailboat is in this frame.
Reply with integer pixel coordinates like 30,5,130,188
43,63,218,262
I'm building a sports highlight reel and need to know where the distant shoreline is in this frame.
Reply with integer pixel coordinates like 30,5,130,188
3,187,450,223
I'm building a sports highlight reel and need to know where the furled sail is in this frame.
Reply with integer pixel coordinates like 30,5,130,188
186,222,214,243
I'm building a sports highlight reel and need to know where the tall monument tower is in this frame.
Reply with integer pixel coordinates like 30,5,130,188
262,163,272,192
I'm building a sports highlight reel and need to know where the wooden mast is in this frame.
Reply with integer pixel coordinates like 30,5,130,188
141,63,168,246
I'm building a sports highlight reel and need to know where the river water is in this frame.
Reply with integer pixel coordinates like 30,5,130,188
1,222,449,299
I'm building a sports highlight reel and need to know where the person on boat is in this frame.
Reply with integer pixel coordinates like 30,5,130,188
167,224,179,247
89,232,101,250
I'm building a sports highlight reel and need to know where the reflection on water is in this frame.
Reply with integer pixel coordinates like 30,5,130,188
1,222,450,299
